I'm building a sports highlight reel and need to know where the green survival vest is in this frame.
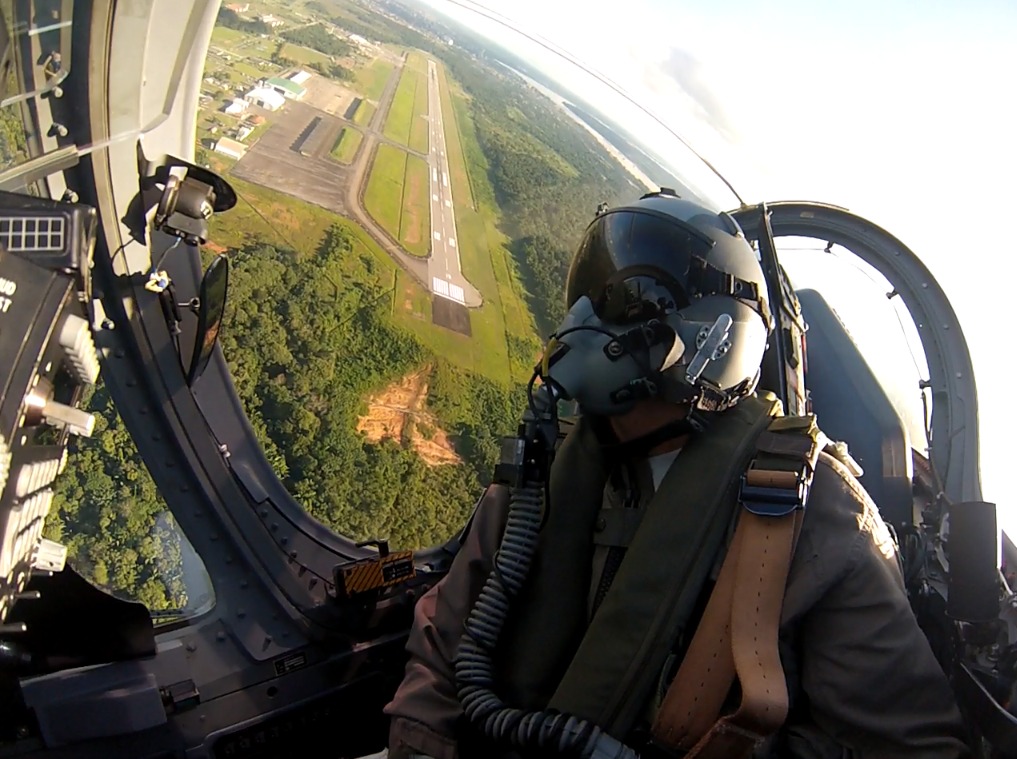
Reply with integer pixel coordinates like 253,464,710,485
491,392,784,740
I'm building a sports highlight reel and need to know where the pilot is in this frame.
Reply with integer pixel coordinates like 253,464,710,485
378,192,970,759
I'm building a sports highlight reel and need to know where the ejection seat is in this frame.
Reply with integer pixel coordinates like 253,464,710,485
793,288,916,533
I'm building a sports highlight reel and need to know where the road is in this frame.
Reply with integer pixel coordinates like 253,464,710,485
345,54,429,286
424,60,481,308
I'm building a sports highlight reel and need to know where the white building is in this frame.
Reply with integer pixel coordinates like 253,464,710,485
349,34,369,47
236,125,254,141
223,98,248,115
244,86,285,111
260,14,284,28
289,70,312,86
213,137,247,160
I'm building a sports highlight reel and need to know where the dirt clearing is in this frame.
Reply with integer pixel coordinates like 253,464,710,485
356,369,461,466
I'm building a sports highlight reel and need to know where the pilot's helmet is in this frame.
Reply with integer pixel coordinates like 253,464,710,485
565,189,772,411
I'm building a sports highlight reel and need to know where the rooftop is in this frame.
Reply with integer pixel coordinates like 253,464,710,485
266,76,306,96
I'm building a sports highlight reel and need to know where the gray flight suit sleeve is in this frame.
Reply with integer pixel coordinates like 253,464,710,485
384,485,510,759
781,454,971,758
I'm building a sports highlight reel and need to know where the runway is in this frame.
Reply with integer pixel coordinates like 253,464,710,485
424,59,479,307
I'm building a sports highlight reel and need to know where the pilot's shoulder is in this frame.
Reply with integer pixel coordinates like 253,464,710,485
794,451,893,575
807,450,882,523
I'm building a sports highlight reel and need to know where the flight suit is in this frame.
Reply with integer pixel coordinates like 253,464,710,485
384,430,970,759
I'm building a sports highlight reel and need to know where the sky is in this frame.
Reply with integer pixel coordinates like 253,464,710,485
417,0,1017,532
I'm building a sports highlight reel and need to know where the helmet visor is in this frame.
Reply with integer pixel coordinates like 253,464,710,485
566,208,715,325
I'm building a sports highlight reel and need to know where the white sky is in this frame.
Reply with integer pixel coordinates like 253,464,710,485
419,0,1016,532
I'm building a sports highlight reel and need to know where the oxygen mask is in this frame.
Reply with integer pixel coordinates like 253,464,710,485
535,294,752,418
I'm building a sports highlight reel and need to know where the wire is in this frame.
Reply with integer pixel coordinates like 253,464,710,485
921,388,948,510
438,0,744,206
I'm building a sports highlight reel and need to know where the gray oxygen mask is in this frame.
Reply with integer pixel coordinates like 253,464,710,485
539,296,687,416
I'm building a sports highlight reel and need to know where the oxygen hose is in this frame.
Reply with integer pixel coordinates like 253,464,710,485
453,474,639,759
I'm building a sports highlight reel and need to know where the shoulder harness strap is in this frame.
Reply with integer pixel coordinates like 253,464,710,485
651,413,826,759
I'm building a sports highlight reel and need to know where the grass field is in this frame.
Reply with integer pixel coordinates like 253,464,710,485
354,57,394,102
363,144,430,258
279,42,331,67
353,100,376,127
330,127,363,164
383,52,429,153
399,154,430,257
363,143,406,243
210,26,246,45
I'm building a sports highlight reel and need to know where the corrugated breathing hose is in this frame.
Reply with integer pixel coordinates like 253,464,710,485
453,476,639,759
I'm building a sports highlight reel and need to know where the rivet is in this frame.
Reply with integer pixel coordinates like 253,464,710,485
114,348,125,358
216,631,226,642
237,609,246,618
240,579,248,589
209,533,218,542
185,641,197,652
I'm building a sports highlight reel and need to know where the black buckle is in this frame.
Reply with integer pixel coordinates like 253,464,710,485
739,464,808,517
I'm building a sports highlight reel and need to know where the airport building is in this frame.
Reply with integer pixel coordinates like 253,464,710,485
266,76,306,100
213,137,248,160
223,98,248,115
244,86,285,111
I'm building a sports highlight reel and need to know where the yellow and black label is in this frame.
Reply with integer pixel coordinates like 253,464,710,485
338,551,416,597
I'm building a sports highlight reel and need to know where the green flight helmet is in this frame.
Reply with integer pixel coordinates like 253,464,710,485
565,189,773,412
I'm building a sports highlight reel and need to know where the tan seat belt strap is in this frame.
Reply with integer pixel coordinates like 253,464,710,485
651,416,821,756
650,508,801,753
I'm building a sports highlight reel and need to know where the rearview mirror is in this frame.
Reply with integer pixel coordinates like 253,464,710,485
186,255,229,387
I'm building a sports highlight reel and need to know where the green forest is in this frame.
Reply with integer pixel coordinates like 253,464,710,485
220,226,522,546
281,24,353,58
46,387,188,612
216,7,271,35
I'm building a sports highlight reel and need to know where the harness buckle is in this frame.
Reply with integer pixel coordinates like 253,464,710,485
739,463,809,517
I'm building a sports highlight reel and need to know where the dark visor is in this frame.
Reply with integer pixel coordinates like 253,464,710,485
566,208,715,325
